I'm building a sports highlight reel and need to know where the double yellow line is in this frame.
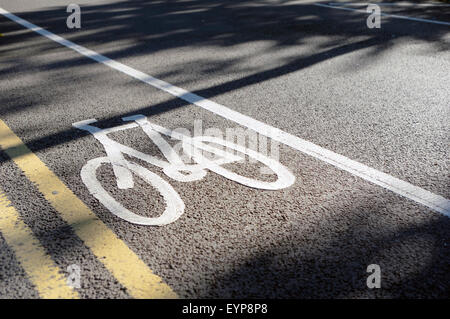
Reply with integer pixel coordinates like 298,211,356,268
0,119,177,299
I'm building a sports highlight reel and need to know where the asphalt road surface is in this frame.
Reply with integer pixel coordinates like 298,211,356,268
0,0,449,299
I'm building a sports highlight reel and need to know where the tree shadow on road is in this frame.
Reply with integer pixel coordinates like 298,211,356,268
0,0,449,155
193,197,450,298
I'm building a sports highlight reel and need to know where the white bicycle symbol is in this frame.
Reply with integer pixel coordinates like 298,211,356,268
73,114,295,226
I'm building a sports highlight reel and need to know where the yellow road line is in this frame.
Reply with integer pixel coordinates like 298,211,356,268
0,119,177,299
0,188,79,299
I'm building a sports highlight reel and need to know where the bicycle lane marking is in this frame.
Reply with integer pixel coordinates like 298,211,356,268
0,7,449,217
0,119,177,299
0,188,79,299
72,116,295,226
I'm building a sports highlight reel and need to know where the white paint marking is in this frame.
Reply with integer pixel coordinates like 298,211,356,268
1,7,449,217
75,116,295,225
81,156,186,226
314,3,450,26
327,2,450,8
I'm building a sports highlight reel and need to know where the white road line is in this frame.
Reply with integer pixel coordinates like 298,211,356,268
314,3,450,26
0,7,449,217
327,2,450,7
